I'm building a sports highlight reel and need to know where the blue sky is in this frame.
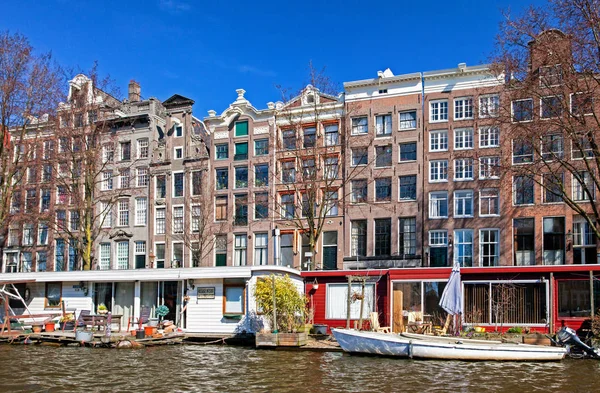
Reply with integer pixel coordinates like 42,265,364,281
0,0,545,117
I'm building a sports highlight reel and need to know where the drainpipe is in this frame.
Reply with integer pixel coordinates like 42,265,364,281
273,228,280,266
549,272,554,333
419,72,426,267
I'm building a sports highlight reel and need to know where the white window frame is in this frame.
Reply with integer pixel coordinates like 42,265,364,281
454,190,474,218
479,188,500,217
572,171,595,201
429,191,448,219
172,171,184,198
454,97,473,120
454,229,473,267
479,126,500,148
399,111,417,130
254,233,268,266
172,205,184,234
137,138,149,159
325,283,375,320
135,197,147,226
430,100,448,123
479,229,500,267
429,129,448,152
511,98,534,123
351,116,368,135
454,128,474,150
479,156,500,180
429,160,448,182
375,114,392,137
454,158,474,181
478,94,500,118
136,167,149,187
99,243,111,270
174,146,183,160
234,234,248,266
118,199,129,227
155,207,166,235
116,241,129,270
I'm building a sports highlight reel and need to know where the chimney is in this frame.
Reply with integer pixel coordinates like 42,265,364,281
128,80,141,102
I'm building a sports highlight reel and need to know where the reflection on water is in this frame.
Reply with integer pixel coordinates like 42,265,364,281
1,345,599,392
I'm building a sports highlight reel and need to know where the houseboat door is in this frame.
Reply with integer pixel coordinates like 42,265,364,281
392,287,403,333
160,281,181,325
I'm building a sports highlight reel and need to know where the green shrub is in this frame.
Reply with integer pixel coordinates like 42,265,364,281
507,326,523,334
254,274,307,333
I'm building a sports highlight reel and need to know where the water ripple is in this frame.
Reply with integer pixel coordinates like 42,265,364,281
0,345,598,392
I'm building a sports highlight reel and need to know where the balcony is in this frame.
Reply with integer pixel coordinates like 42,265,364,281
342,255,422,270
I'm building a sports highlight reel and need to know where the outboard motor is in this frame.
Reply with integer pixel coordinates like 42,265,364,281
557,327,600,359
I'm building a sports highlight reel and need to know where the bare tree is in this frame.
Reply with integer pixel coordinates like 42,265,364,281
270,63,372,270
491,0,600,239
0,31,63,257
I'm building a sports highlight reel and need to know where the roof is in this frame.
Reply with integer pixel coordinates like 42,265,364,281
163,94,195,107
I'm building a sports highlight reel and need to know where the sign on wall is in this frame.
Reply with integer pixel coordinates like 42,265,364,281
197,287,215,300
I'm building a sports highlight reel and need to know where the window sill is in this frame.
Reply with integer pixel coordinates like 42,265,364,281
454,117,474,121
455,215,474,219
223,313,243,320
399,127,417,131
429,120,448,123
454,178,475,182
429,217,449,220
480,145,500,149
479,214,500,217
399,160,417,164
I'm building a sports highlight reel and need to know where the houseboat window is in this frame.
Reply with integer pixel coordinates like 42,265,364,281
224,286,245,314
45,282,62,308
424,282,448,323
94,283,113,312
326,283,374,320
558,280,590,318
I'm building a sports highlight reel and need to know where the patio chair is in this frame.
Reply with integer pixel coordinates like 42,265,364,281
73,310,91,331
127,306,151,332
370,312,391,334
434,314,453,336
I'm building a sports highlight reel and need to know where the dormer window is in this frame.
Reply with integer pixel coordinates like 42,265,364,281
306,94,315,104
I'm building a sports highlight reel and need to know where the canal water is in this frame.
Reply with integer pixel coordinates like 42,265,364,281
1,345,599,392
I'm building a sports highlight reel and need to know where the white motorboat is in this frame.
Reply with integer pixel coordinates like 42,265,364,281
332,329,567,361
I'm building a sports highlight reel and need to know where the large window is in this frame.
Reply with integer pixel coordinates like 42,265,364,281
137,138,149,159
558,280,591,318
399,111,417,130
216,168,228,190
374,218,391,256
454,97,473,120
235,166,248,189
480,229,500,267
351,116,368,135
454,158,473,180
117,241,129,270
541,134,564,160
399,175,417,200
429,230,448,267
454,128,474,150
254,139,269,156
326,283,374,319
234,234,247,266
454,190,473,218
479,126,500,148
512,139,534,164
479,157,500,179
234,194,248,225
118,199,129,226
255,164,269,187
429,192,448,218
215,195,228,221
155,243,165,268
351,179,368,203
302,158,316,180
99,243,111,270
351,147,368,166
281,161,296,183
322,231,338,270
454,229,473,267
325,124,339,146
514,176,534,205
215,235,227,267
280,193,294,219
541,96,563,119
399,142,417,162
254,233,268,265
573,218,597,264
303,127,316,148
234,142,248,161
282,129,296,150
429,129,448,151
351,220,367,257
254,193,268,219
544,173,564,203
430,100,448,122
135,198,147,226
512,99,533,122
215,144,228,160
172,206,184,233
514,218,535,266
399,217,416,256
429,160,448,182
156,175,166,198
479,95,500,118
155,207,166,234
280,233,294,267
573,171,595,201
173,172,184,197
137,167,149,187
375,114,392,137
375,145,392,167
543,217,565,265
324,157,338,180
375,178,392,202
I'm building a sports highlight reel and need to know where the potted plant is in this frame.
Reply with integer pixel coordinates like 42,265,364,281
97,303,108,315
59,314,75,330
254,274,308,347
44,319,56,332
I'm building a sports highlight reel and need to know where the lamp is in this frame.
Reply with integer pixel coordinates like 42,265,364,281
312,278,319,291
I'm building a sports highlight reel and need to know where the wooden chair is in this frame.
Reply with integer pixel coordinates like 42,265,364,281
73,310,91,331
127,306,151,331
434,314,453,336
370,312,392,334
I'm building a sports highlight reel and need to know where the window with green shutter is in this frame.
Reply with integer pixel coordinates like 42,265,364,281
234,142,248,160
235,121,248,137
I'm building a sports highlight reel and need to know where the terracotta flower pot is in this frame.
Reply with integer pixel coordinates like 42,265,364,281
32,325,42,333
44,323,55,332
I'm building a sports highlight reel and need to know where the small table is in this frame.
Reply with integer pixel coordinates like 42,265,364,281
407,322,432,335
81,314,123,332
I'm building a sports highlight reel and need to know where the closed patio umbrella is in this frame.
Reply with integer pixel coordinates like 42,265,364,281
439,262,462,316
